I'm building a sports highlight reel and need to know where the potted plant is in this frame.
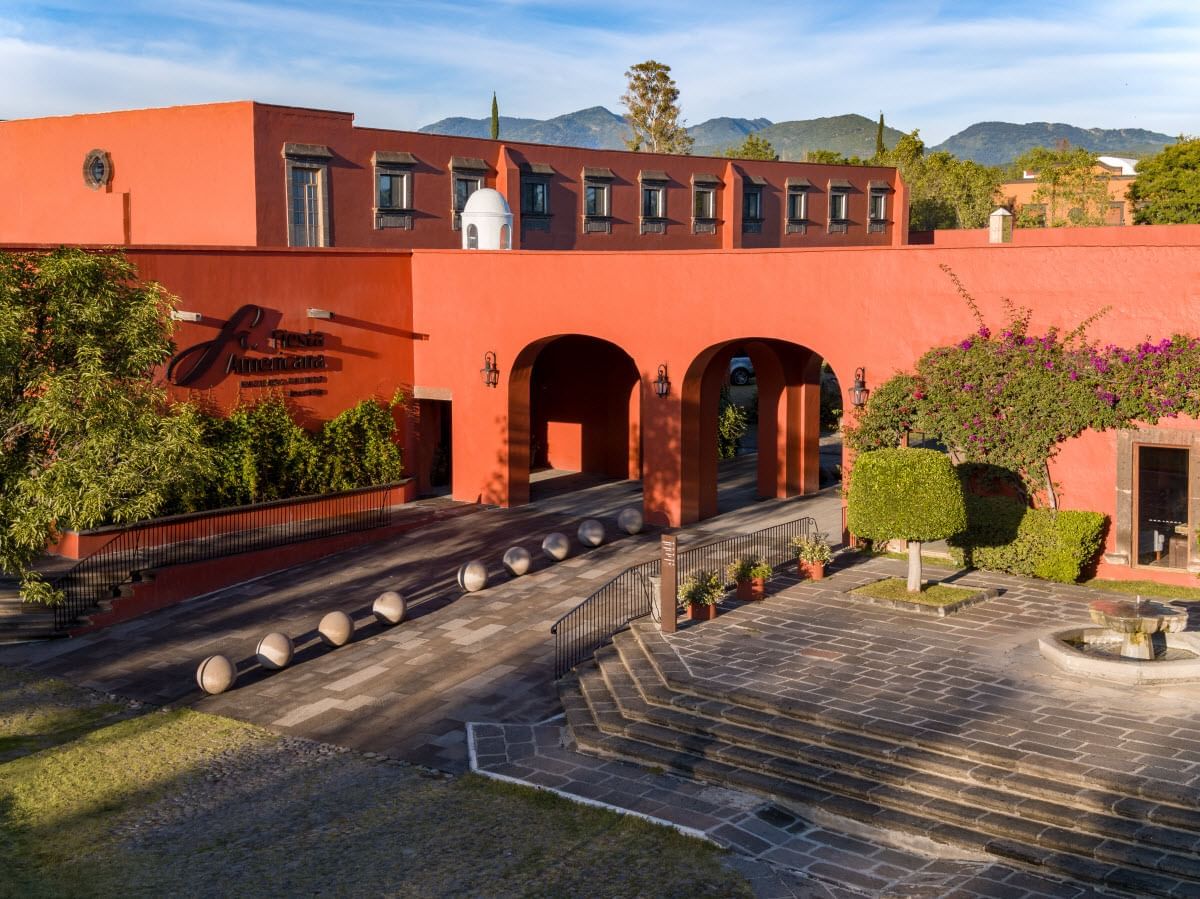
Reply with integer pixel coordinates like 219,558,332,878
791,533,833,580
726,555,772,601
677,569,724,621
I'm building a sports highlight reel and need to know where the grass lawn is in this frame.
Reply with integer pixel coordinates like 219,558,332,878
0,666,750,898
852,578,979,606
1082,578,1200,601
876,550,961,570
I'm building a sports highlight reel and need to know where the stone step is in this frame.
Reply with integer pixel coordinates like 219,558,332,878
560,676,1183,898
629,621,1198,815
611,630,1200,842
592,640,1200,870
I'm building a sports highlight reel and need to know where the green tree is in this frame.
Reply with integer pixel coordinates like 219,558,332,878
874,112,886,158
0,250,208,602
1128,136,1200,224
882,130,1001,230
847,448,966,592
721,133,778,161
490,92,499,140
1012,144,1110,227
805,149,851,165
621,60,694,154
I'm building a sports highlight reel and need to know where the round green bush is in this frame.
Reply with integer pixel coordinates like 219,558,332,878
847,447,966,543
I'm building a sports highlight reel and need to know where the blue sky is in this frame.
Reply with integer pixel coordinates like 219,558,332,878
1,1,1197,143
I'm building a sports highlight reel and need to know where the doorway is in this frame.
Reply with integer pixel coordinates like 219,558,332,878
1135,445,1189,568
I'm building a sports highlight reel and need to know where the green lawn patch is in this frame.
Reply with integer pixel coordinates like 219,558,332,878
1082,578,1200,601
876,551,960,570
1,666,751,898
852,578,980,606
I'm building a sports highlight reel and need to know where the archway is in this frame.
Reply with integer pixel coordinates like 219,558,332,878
681,338,830,523
508,335,641,505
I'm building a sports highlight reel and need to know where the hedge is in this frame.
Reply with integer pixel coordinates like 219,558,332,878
947,494,1106,583
847,447,966,543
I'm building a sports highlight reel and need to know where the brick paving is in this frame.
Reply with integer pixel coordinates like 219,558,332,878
468,719,1093,898
0,461,842,772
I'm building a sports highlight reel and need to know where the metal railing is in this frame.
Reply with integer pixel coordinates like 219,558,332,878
552,514,818,678
48,484,395,631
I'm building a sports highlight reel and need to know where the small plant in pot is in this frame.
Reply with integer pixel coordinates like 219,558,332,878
677,569,724,621
791,534,833,580
726,555,772,601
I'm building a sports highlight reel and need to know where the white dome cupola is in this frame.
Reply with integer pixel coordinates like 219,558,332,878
461,188,513,250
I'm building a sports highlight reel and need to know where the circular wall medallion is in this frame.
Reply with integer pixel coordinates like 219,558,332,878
83,149,113,190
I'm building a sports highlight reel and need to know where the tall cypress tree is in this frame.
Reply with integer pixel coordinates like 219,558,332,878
875,112,886,158
490,92,499,140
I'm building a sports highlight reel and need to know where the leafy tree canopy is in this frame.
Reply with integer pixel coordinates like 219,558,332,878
621,60,694,154
880,130,1002,230
1011,143,1110,227
1129,136,1200,224
0,250,208,600
721,134,778,161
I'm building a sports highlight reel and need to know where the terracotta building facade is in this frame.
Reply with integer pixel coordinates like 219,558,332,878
4,103,1200,588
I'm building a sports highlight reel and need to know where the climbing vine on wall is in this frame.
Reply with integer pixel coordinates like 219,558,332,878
846,266,1200,507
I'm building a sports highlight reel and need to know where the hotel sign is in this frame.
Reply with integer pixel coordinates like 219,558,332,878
166,304,329,396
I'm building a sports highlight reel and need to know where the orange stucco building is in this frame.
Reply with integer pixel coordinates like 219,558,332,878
4,102,1200,586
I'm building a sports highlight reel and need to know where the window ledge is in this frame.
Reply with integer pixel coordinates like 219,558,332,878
786,221,808,235
582,215,612,234
742,219,763,234
692,218,717,235
375,210,414,230
828,221,849,234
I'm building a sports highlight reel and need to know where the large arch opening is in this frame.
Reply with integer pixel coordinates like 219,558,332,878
508,334,641,504
680,338,841,523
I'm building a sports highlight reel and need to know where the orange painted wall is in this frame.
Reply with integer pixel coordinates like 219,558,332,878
125,247,416,428
408,224,1200,531
0,103,260,246
250,103,902,252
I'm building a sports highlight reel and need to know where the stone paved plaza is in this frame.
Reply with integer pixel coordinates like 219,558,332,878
7,464,1200,896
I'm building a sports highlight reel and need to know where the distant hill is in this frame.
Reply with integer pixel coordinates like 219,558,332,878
932,122,1175,166
420,106,629,149
690,117,773,154
755,114,905,161
420,107,1174,167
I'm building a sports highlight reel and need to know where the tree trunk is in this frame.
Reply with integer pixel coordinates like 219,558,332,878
907,540,923,593
1043,461,1058,511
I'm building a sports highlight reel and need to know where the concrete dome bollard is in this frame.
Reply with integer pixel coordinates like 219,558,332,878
457,560,489,592
502,546,532,577
318,610,355,647
577,519,605,548
372,591,407,625
196,654,237,695
542,532,570,562
255,632,294,670
618,507,644,535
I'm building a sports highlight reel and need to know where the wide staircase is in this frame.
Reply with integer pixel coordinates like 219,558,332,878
561,620,1200,897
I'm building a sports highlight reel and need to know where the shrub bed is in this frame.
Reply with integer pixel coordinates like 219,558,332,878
948,494,1106,583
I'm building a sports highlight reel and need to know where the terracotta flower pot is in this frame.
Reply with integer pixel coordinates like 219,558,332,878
736,578,766,601
688,602,718,621
799,560,826,581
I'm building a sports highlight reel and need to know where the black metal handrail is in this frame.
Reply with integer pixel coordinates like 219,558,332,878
47,484,397,631
552,514,818,678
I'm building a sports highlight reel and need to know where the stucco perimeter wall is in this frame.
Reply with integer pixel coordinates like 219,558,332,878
125,247,417,429
410,225,1200,531
0,103,260,246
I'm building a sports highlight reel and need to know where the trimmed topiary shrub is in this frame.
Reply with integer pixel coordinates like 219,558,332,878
948,494,1106,583
848,447,966,592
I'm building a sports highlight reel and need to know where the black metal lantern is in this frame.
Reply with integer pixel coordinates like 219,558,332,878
654,364,671,398
481,351,500,388
850,366,869,408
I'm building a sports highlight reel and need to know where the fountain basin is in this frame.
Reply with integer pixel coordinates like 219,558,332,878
1087,598,1188,660
1039,626,1200,685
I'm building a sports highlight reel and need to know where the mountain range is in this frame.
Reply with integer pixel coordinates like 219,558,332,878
419,109,1175,166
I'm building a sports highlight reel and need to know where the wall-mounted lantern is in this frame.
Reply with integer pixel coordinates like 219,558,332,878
481,351,500,388
654,364,671,398
307,308,334,320
851,367,869,408
169,310,202,322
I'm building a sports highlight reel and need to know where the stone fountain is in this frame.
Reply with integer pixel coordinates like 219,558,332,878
1039,595,1200,685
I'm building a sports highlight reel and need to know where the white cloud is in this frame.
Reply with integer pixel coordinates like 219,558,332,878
0,1,1197,142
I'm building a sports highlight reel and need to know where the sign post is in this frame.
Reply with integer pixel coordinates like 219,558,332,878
660,533,678,633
